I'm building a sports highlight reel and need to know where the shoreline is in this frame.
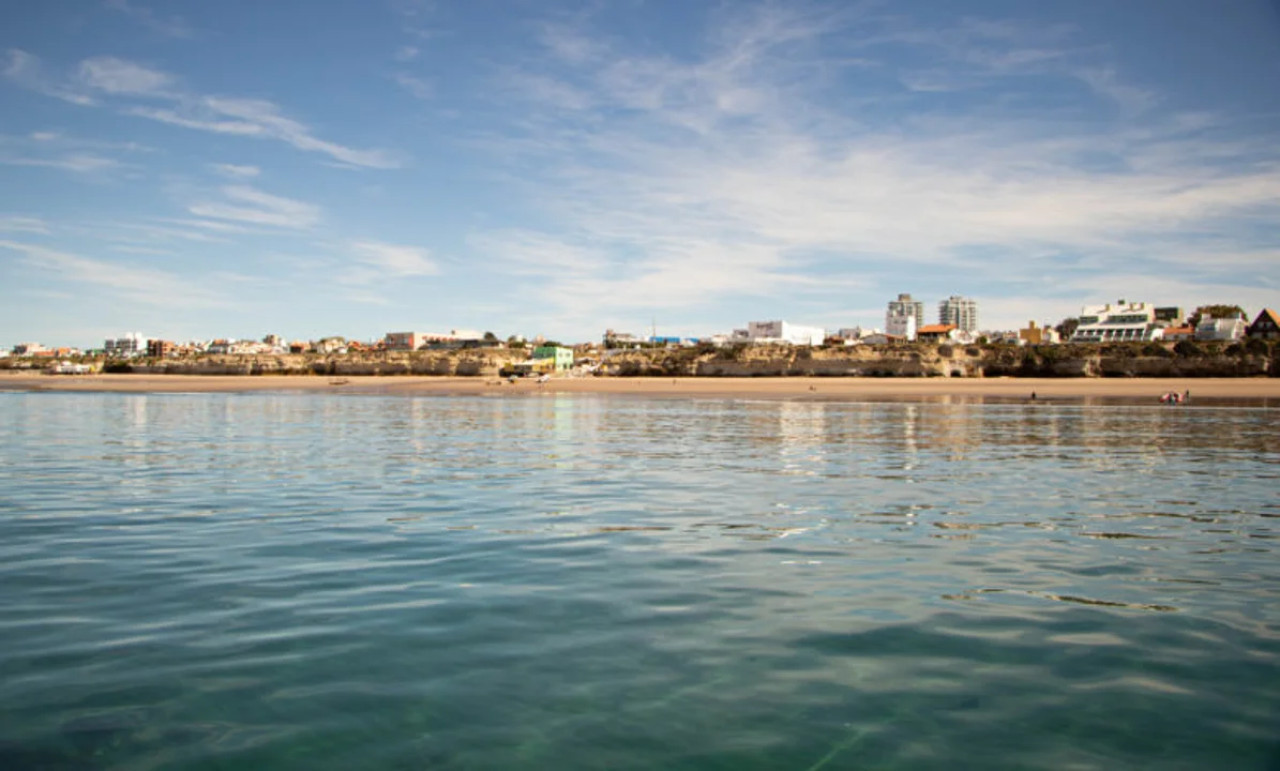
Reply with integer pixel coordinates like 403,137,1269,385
2,372,1278,403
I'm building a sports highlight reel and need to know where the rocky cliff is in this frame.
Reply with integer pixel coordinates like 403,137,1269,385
600,341,1280,378
8,340,1277,378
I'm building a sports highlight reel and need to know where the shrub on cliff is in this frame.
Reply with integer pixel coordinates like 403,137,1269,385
1243,337,1271,356
1174,340,1205,358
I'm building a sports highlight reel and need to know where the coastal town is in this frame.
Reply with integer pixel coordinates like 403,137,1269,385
5,294,1279,376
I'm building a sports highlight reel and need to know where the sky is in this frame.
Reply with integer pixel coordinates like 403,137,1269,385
2,0,1279,348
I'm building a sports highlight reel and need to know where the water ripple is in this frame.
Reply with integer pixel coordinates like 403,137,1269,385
0,393,1276,769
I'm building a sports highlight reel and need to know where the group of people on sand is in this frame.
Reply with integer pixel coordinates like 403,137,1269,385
1160,390,1190,405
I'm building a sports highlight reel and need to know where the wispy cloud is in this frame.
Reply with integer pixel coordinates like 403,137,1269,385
0,240,228,308
0,215,49,234
101,221,230,244
464,4,1280,330
1076,67,1159,115
104,0,192,39
349,240,438,277
393,73,433,100
9,51,401,169
210,163,260,179
0,154,120,173
198,97,402,168
188,186,322,229
3,49,95,105
394,45,420,62
79,56,174,96
126,105,263,135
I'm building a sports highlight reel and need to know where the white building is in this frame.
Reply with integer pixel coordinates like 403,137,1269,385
105,333,147,357
884,313,918,342
745,320,825,345
1195,316,1246,342
938,296,979,333
1070,301,1162,343
12,343,47,356
886,293,925,331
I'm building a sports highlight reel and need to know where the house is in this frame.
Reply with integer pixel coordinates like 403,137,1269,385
532,345,574,371
745,320,825,346
314,336,348,354
1018,321,1060,345
916,323,959,343
1247,309,1280,339
1161,326,1195,342
604,329,644,348
385,332,427,351
1195,316,1246,342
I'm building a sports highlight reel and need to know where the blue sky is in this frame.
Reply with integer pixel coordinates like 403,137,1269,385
2,0,1278,347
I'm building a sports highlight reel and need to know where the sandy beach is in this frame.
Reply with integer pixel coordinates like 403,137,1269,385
2,371,1277,402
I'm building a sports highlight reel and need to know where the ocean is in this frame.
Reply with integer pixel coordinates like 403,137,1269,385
0,391,1277,769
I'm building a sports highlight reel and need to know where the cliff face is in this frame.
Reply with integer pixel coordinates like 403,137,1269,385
601,342,1279,378
121,350,526,377
8,341,1276,378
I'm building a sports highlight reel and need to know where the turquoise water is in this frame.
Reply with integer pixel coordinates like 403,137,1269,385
0,392,1277,769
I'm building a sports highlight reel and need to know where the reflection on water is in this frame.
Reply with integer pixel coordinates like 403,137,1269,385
0,392,1277,769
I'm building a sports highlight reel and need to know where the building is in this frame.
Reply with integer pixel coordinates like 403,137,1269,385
385,332,427,351
1247,309,1280,339
917,324,959,343
1161,326,1194,342
1018,321,1060,345
532,345,574,371
12,343,48,356
1070,301,1162,343
603,330,643,348
147,339,175,357
314,337,347,354
105,333,146,357
745,320,825,346
886,293,925,332
938,296,978,333
1154,307,1185,325
1195,315,1246,342
884,313,917,342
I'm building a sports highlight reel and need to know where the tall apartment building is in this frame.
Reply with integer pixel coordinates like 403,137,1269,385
938,296,978,333
105,333,147,357
886,293,925,331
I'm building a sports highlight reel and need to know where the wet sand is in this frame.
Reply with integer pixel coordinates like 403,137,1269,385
2,372,1277,402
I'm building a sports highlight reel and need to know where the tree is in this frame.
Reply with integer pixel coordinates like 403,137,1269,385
483,331,498,342
1055,317,1080,339
1189,304,1246,327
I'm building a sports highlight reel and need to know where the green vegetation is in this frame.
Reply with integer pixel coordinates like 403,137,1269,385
1174,340,1205,358
1188,304,1246,326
